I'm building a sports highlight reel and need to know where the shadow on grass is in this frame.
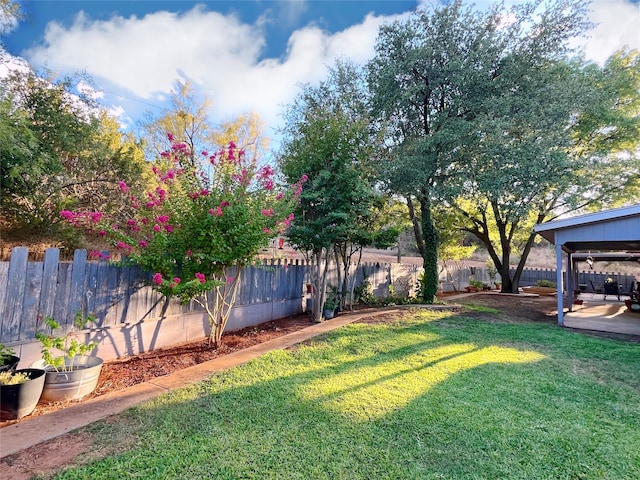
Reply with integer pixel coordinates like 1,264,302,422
61,312,640,480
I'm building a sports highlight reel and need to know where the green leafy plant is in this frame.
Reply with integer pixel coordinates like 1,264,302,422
354,280,375,305
0,344,16,364
0,370,29,386
469,279,485,289
323,285,341,312
536,279,556,288
323,295,340,312
35,313,97,372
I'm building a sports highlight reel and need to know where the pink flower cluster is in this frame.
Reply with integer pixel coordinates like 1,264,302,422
63,136,307,306
88,251,111,260
209,207,223,217
293,175,308,196
60,210,104,226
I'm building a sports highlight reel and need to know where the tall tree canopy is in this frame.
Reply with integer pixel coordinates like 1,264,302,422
368,0,640,294
0,0,22,38
279,60,391,321
137,81,270,169
0,69,147,243
137,80,216,168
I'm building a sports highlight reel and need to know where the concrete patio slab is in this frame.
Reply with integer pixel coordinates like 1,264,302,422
564,300,640,336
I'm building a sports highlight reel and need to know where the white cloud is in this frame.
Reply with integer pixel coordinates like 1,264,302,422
582,0,640,64
77,80,103,100
25,6,264,99
18,0,635,141
21,4,398,136
275,0,309,27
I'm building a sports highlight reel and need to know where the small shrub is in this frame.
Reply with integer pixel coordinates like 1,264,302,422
355,280,375,305
0,344,16,364
35,313,97,372
536,279,556,288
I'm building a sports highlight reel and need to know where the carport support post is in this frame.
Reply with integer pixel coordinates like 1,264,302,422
556,243,564,326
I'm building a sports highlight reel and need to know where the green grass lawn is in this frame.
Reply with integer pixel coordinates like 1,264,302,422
50,310,640,479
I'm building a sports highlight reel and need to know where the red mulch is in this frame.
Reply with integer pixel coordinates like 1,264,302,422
0,315,315,428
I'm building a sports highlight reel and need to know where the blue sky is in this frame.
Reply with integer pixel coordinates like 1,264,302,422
1,0,639,147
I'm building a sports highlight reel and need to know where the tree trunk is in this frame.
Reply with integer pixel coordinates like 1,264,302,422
419,196,439,303
407,196,425,258
311,248,330,322
511,232,539,292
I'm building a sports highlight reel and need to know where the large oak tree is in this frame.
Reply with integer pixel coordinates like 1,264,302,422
368,0,640,294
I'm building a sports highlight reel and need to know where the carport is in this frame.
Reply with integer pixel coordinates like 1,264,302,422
534,204,640,327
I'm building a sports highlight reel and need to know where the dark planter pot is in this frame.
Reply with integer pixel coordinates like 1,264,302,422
32,355,104,402
323,308,336,320
0,355,20,373
0,368,46,420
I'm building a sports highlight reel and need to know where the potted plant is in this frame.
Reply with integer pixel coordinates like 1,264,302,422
323,294,340,320
0,344,20,373
0,368,46,420
32,313,103,403
465,279,484,293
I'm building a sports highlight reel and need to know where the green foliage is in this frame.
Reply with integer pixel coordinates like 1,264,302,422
0,69,148,243
323,288,340,312
0,343,16,364
355,280,420,307
137,80,216,167
469,279,485,289
368,0,639,294
35,314,97,372
535,279,557,288
353,280,375,305
0,0,22,36
64,139,303,347
279,60,388,319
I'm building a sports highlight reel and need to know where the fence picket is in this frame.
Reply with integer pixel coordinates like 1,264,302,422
20,261,44,340
68,249,87,324
3,247,29,341
38,248,60,323
0,262,9,338
53,263,71,328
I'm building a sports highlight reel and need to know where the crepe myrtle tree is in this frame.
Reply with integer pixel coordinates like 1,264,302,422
63,135,306,348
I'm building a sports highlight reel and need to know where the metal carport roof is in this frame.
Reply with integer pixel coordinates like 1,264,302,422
534,204,640,325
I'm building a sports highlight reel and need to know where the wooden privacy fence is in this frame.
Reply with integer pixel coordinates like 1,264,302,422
0,248,414,352
0,247,307,345
436,265,636,293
